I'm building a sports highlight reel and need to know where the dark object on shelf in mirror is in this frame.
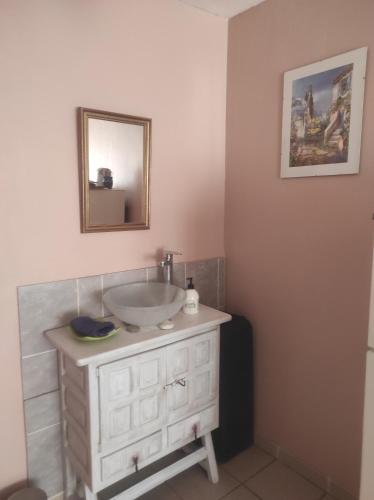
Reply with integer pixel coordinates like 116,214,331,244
103,175,113,189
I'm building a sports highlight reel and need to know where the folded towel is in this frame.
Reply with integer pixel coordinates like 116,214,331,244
70,316,115,338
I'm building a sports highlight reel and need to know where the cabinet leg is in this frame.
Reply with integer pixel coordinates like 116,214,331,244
201,432,219,483
84,484,98,500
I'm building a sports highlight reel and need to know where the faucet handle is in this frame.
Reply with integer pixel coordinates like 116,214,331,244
165,250,182,261
159,250,182,267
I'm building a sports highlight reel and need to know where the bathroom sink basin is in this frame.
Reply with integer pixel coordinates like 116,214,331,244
103,282,186,327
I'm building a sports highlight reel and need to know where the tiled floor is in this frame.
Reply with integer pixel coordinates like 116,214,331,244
137,447,334,500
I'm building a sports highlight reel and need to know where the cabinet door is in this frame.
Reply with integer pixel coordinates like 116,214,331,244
98,348,166,452
166,329,218,422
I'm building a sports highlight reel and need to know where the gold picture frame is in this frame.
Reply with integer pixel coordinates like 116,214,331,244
78,107,151,232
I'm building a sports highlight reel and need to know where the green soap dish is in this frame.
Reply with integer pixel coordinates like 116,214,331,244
71,327,120,342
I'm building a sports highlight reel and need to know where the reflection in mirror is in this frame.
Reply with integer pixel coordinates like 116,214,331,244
78,108,151,232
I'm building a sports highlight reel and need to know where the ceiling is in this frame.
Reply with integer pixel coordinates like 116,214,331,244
179,0,266,18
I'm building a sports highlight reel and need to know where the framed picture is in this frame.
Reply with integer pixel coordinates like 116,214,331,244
281,47,367,178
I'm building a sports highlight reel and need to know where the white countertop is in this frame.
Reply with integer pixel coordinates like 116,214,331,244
46,305,231,367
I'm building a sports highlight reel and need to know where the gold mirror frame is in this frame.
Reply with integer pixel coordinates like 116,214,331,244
78,107,151,233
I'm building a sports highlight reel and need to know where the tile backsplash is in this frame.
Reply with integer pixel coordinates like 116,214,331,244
18,257,225,498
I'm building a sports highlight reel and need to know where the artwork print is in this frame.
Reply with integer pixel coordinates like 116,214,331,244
281,48,367,178
291,64,352,166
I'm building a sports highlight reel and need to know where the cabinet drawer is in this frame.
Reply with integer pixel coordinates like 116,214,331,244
101,431,163,483
167,405,218,448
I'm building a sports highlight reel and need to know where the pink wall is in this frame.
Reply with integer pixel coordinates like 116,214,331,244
0,0,227,491
225,0,374,496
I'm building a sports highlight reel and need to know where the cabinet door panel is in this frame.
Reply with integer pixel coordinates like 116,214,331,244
166,339,192,419
194,338,211,368
167,382,190,411
138,393,162,425
166,330,218,422
168,345,189,380
139,357,161,390
110,404,131,437
99,349,165,451
193,371,210,400
191,331,218,409
108,366,132,400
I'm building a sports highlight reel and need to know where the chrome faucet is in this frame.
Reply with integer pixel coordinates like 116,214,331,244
159,250,182,284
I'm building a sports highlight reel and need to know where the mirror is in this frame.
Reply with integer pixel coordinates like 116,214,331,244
78,108,151,232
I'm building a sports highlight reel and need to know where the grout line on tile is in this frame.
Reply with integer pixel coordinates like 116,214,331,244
240,483,263,499
278,460,326,495
76,279,80,316
327,476,332,492
255,438,280,459
100,274,104,318
218,484,246,500
283,461,328,494
27,421,60,437
166,476,187,500
219,462,244,484
165,481,184,500
183,262,187,286
24,388,59,402
255,438,351,498
241,457,277,483
22,348,56,359
23,386,61,403
48,492,64,500
245,481,266,499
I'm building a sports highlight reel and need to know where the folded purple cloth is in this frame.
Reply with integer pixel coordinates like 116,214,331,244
70,316,115,338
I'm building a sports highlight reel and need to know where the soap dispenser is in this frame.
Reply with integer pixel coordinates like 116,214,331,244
183,277,199,315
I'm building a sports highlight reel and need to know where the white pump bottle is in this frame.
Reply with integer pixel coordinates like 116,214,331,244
183,277,199,315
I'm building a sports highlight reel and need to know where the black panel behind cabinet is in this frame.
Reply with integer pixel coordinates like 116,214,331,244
212,314,254,463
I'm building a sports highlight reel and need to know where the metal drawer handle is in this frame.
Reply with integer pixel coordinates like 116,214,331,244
132,455,139,473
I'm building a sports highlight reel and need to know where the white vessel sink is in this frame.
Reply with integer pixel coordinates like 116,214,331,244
103,282,186,327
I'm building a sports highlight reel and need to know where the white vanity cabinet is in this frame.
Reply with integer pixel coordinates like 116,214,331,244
47,305,231,500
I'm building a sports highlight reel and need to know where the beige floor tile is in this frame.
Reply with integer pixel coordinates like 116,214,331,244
168,464,239,500
222,446,274,482
138,482,181,499
278,449,327,490
245,461,323,500
224,485,261,500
